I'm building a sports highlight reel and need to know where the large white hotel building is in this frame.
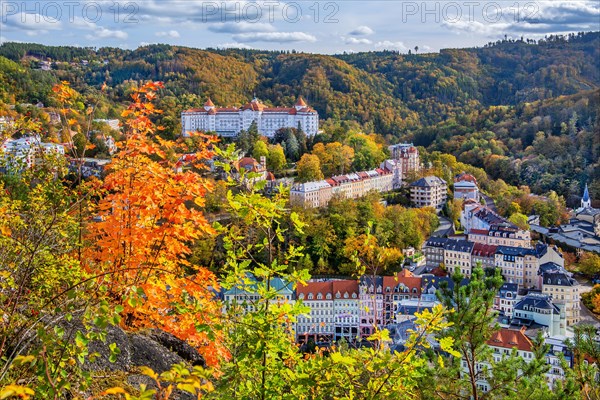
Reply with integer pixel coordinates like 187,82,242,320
181,96,319,138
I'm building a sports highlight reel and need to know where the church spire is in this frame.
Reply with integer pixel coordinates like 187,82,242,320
582,183,591,209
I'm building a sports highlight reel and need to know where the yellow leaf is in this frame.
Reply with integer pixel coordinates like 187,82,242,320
0,385,35,400
0,226,10,237
101,387,127,395
139,366,159,380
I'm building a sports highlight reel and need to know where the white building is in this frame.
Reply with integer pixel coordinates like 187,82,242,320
289,162,399,209
1,135,65,171
453,172,479,201
541,271,580,326
409,176,448,211
512,293,566,337
296,280,361,342
181,97,318,138
388,143,420,179
454,180,479,201
222,277,295,314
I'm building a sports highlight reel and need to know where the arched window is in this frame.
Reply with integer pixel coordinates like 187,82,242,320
317,293,323,300
326,293,332,300
308,293,314,300
336,292,341,299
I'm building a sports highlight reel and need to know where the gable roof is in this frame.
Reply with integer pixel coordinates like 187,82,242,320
410,176,446,188
487,328,533,352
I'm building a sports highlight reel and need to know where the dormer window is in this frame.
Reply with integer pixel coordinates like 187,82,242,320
326,293,332,300
308,293,314,300
298,293,304,300
352,293,357,299
336,292,341,299
317,293,323,300
344,292,349,299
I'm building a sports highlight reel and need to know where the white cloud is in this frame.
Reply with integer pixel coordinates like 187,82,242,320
441,0,600,37
208,22,275,34
3,13,62,32
217,42,255,49
86,27,128,40
232,32,317,43
156,30,180,38
349,25,374,36
374,41,408,51
344,37,372,45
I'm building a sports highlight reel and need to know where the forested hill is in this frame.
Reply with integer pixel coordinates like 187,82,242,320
1,32,598,131
339,32,599,124
0,32,598,202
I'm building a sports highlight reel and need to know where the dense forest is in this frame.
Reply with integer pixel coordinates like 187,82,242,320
0,32,598,204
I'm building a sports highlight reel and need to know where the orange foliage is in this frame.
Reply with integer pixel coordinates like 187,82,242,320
84,81,225,366
592,293,600,314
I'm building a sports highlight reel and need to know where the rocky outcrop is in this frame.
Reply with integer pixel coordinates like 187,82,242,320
85,325,204,373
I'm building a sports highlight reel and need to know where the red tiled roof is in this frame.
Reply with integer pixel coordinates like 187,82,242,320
236,157,264,172
296,96,307,107
455,172,477,184
332,280,359,296
296,281,333,297
204,97,215,107
382,271,422,295
470,229,489,235
472,242,497,257
487,328,532,352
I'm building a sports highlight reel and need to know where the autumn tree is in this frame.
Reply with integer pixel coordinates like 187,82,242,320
252,139,269,161
296,153,324,182
312,142,354,176
578,252,600,276
347,133,386,171
508,212,530,230
84,81,225,366
267,143,286,173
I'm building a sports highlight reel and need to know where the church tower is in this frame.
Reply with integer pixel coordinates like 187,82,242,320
295,96,307,111
582,183,591,209
204,98,215,112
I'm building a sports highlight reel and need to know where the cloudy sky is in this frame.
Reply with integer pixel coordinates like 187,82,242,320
1,1,599,53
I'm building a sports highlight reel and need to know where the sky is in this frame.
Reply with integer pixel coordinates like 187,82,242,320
1,1,599,53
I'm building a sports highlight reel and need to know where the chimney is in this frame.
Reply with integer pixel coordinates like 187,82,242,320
260,156,267,170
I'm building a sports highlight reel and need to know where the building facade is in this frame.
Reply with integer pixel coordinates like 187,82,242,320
182,97,318,138
409,176,447,211
453,173,479,201
542,272,580,326
290,162,399,208
1,135,65,171
388,143,420,179
468,225,531,248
